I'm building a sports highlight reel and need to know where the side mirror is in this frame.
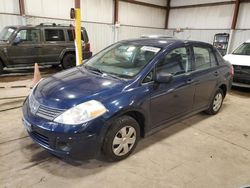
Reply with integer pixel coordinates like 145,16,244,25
155,70,173,83
13,37,21,45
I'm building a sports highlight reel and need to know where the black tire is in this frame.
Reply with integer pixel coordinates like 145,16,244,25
102,115,140,162
205,88,224,115
61,53,76,69
0,61,4,75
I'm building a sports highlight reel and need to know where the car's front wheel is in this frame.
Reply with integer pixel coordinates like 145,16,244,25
205,88,224,115
102,115,140,161
61,53,76,69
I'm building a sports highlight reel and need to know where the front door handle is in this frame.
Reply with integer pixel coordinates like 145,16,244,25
186,79,194,84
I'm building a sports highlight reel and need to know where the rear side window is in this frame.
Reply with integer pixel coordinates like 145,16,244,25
45,29,65,41
193,46,217,70
156,47,191,76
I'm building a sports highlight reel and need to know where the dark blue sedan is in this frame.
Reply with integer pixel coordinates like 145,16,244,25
22,38,233,161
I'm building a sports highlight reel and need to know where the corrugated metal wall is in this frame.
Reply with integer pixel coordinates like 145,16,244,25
22,0,166,53
168,0,250,52
1,0,250,54
0,0,22,31
169,5,234,29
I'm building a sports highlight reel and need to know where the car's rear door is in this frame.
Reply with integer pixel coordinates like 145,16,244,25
149,45,196,128
38,28,66,63
191,44,219,110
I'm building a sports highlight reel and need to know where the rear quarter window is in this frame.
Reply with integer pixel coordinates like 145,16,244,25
67,29,88,42
215,49,225,64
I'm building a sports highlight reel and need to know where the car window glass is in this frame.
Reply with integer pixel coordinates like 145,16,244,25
15,29,41,43
45,29,65,41
194,46,217,70
233,43,250,55
67,29,85,42
215,50,224,64
85,43,160,78
156,47,190,76
142,70,154,83
210,50,217,67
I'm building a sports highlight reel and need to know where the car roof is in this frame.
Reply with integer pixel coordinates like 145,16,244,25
5,24,86,30
121,38,212,49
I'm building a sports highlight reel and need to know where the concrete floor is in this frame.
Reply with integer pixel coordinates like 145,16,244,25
0,77,250,188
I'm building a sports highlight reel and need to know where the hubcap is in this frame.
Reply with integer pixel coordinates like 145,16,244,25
112,126,136,156
213,93,223,112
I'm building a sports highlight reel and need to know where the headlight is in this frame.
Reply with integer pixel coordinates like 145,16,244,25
54,100,107,125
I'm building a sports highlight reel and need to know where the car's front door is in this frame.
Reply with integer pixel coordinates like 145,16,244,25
7,29,41,65
149,46,196,128
191,45,219,110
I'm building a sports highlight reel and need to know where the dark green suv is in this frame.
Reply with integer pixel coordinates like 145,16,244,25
0,23,92,74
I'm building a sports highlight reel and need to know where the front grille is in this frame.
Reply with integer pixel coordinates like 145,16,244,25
31,131,49,147
233,78,250,84
36,105,65,121
233,65,250,74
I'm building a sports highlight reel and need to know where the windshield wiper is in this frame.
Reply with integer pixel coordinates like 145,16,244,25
104,72,123,80
85,66,104,74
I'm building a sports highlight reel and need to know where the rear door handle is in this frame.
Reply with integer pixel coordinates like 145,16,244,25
34,46,42,48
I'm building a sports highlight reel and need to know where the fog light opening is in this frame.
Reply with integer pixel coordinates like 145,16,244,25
57,141,71,152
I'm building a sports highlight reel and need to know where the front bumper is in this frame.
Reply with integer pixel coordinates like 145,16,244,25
233,65,250,88
22,98,104,160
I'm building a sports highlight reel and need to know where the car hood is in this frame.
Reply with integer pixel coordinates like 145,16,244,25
224,54,250,66
34,67,125,109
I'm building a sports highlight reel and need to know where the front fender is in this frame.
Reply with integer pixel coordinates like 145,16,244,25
100,85,151,137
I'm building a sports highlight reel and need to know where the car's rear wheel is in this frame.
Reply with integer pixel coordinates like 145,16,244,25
102,115,140,161
0,61,4,75
61,53,76,69
205,88,224,115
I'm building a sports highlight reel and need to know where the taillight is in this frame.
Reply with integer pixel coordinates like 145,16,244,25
230,65,234,77
84,43,90,51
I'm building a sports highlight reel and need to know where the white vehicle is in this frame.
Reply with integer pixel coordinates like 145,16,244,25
224,40,250,88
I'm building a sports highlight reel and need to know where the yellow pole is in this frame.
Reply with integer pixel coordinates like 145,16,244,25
75,0,82,65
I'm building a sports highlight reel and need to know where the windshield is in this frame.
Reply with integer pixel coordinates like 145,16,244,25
84,43,161,78
232,43,250,55
0,27,16,41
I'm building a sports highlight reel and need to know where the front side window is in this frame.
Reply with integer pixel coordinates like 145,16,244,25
156,47,191,76
45,29,65,41
14,29,41,43
85,43,161,78
233,43,250,55
193,46,217,70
